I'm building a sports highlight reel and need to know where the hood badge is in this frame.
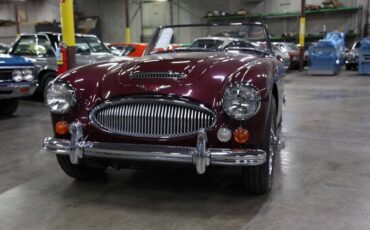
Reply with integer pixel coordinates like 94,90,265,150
136,84,172,92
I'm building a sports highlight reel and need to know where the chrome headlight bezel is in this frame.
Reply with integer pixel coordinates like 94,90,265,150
21,69,34,82
12,68,34,82
12,70,23,82
222,83,261,120
44,80,77,114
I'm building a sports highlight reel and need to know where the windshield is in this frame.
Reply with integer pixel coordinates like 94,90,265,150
274,43,298,52
76,36,110,53
191,39,225,49
146,23,270,55
12,35,54,56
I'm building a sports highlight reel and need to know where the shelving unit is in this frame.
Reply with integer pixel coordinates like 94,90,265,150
205,6,363,45
269,33,358,43
205,6,361,22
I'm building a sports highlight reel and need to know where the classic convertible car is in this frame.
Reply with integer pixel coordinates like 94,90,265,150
43,23,285,194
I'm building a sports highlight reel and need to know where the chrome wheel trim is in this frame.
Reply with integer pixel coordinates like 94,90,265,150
269,127,278,176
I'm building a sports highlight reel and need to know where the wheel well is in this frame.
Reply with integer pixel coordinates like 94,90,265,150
38,69,57,83
272,83,279,112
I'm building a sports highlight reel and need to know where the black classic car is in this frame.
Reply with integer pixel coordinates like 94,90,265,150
43,23,285,194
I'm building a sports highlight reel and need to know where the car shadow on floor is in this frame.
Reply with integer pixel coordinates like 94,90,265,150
50,130,286,222
58,165,274,219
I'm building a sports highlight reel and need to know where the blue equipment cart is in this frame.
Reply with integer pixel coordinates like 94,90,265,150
358,37,370,75
308,32,345,75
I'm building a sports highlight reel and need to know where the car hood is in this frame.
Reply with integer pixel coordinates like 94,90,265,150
61,51,269,110
76,52,117,65
0,53,33,67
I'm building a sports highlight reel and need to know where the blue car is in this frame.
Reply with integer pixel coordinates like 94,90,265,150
0,54,37,115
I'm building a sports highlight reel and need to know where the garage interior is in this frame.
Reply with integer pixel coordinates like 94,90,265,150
1,0,370,229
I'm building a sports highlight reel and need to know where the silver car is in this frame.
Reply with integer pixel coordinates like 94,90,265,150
8,32,116,92
190,37,258,50
345,41,360,71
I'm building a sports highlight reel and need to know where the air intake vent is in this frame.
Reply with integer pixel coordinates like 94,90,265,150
130,72,187,79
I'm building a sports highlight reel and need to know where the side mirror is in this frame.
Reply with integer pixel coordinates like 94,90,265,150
276,55,284,63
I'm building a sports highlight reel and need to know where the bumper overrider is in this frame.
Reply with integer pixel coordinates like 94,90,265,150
43,122,267,174
0,82,37,99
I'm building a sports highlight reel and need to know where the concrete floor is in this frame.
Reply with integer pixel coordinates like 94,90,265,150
1,71,370,230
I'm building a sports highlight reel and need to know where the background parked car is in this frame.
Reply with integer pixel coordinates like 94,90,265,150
8,32,116,93
107,43,148,57
0,53,37,115
254,42,290,69
345,41,360,71
274,42,308,69
190,36,258,50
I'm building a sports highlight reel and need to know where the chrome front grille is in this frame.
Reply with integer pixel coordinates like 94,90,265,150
130,72,187,79
90,97,216,138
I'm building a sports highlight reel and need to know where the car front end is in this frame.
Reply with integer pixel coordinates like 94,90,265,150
42,23,283,194
43,54,270,175
0,54,37,99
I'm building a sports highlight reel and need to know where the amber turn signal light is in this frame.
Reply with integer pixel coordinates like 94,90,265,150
55,121,69,135
233,127,249,144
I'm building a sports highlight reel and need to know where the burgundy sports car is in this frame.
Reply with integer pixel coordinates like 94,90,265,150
43,23,285,194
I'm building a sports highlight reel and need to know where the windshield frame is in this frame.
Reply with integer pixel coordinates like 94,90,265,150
144,22,272,56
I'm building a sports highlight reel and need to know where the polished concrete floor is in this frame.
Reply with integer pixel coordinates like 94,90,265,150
1,71,370,230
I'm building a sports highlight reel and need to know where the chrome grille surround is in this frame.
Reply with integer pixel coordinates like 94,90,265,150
130,72,187,80
89,97,216,138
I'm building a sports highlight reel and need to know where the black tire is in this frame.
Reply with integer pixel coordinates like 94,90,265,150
56,155,106,181
41,71,57,94
0,99,19,116
345,64,352,71
243,97,277,194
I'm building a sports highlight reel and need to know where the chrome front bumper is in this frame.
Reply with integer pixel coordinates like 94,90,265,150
0,82,37,99
43,122,267,174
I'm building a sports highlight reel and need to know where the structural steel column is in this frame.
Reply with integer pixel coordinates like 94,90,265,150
299,0,306,72
14,2,20,35
125,0,131,43
60,0,76,69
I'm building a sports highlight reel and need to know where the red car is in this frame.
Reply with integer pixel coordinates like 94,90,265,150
108,43,147,57
43,23,285,194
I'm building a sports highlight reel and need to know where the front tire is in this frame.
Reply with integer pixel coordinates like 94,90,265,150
0,99,19,116
56,155,106,181
242,97,277,194
41,72,57,94
345,64,352,71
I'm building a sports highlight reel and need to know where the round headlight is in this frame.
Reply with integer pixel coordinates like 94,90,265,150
12,70,23,82
22,69,34,82
222,83,261,120
44,81,76,114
